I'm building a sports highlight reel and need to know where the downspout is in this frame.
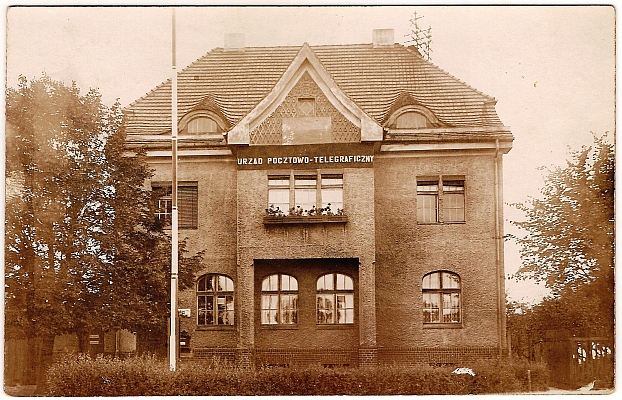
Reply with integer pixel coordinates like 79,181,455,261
494,139,505,355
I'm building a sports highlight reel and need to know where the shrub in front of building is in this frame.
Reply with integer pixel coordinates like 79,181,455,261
46,355,549,396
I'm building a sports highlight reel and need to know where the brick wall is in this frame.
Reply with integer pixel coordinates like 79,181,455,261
378,346,501,366
148,148,506,363
150,156,239,349
374,153,504,350
236,165,377,351
253,259,359,350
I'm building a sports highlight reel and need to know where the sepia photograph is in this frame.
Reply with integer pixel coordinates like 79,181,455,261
4,4,615,395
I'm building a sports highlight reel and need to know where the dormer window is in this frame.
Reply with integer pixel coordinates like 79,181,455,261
385,104,440,130
187,117,219,134
395,111,429,129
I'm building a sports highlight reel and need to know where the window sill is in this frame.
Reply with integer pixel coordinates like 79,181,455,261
417,221,465,225
260,324,299,330
263,215,348,225
423,323,463,329
316,323,355,330
196,325,236,331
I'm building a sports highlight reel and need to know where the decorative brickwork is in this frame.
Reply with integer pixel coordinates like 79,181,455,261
183,346,502,368
237,348,254,369
358,347,378,368
250,72,360,144
378,346,501,367
188,347,237,364
254,348,358,367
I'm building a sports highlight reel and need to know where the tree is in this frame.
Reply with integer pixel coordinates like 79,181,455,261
5,75,202,388
510,135,614,337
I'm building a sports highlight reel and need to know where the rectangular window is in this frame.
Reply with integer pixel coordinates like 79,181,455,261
267,172,344,216
268,176,290,215
261,295,279,325
336,294,354,324
423,293,440,323
153,184,198,229
294,175,317,214
443,181,465,222
321,174,343,213
417,181,438,223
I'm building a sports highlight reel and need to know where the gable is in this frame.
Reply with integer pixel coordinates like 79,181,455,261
228,43,383,145
250,72,360,145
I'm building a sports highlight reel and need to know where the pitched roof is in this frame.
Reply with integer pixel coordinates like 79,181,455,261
124,43,505,136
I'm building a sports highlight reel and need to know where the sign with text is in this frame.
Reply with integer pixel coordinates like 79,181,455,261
236,143,375,170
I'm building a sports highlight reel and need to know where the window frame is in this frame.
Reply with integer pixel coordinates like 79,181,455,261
178,110,227,137
267,176,290,216
394,111,430,129
416,176,466,224
417,180,439,223
196,274,235,328
152,182,198,230
442,180,465,223
260,273,299,326
267,171,344,216
316,273,355,325
294,175,317,215
422,271,462,327
187,116,219,135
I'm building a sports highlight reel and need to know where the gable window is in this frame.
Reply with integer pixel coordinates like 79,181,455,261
197,274,234,326
261,274,298,325
417,177,465,224
422,271,461,324
395,111,429,129
153,183,198,229
297,98,316,116
317,273,354,324
187,117,218,134
267,172,343,216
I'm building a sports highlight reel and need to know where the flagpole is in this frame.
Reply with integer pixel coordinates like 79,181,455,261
169,6,179,372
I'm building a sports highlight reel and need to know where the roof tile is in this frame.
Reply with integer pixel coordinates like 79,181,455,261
125,43,504,135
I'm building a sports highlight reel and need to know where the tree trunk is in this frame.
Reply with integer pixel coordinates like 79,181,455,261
33,334,55,395
77,329,88,355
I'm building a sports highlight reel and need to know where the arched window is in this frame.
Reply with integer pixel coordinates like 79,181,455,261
261,274,298,325
197,274,234,326
187,117,219,134
422,271,461,324
317,273,354,324
395,111,429,129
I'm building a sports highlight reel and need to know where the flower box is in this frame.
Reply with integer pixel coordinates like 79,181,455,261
263,214,348,225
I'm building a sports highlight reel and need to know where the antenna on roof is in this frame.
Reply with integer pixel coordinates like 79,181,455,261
404,11,433,61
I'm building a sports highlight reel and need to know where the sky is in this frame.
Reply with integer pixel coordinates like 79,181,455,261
5,5,616,303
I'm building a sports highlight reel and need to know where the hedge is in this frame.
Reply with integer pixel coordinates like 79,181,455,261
46,355,549,396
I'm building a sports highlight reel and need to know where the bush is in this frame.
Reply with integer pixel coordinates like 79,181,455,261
46,355,549,396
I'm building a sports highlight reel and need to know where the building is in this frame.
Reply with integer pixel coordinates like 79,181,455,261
124,29,513,367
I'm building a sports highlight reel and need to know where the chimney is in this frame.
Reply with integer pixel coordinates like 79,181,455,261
372,29,394,48
224,33,245,52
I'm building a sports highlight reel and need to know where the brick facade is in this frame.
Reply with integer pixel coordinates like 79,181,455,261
126,35,512,367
